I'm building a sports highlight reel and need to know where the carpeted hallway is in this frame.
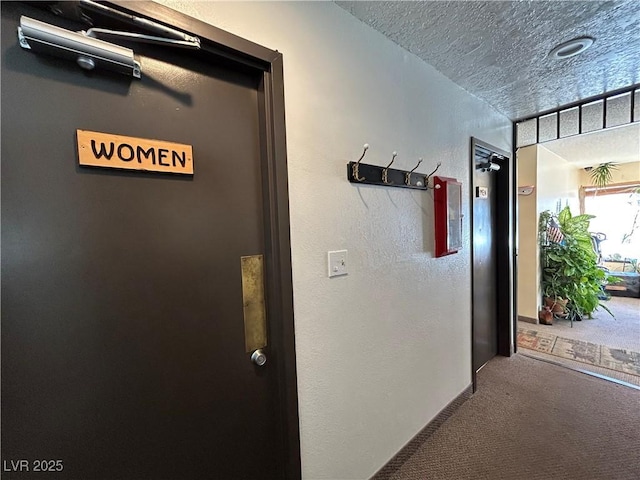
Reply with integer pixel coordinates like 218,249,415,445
378,355,640,480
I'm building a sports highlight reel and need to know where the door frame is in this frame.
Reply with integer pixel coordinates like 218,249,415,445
470,137,514,391
104,2,301,476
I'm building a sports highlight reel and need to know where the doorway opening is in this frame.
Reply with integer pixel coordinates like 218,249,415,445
514,90,640,388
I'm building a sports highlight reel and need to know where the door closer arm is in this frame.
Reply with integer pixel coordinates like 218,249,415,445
17,1,200,79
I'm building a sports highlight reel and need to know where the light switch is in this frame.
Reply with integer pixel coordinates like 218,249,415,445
328,250,348,278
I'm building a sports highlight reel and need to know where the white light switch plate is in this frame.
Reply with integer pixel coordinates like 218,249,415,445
328,250,348,278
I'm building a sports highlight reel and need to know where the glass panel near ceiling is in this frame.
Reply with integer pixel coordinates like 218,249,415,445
606,93,631,128
516,87,637,149
581,100,604,133
538,113,557,142
516,118,537,147
559,107,579,137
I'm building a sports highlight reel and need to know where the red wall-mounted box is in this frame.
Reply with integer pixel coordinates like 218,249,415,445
434,176,463,257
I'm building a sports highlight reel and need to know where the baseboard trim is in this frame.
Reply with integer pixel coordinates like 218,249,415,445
370,384,474,479
518,315,537,324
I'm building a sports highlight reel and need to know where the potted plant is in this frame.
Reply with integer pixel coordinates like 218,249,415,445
539,207,616,321
589,162,618,192
538,304,554,325
539,211,568,315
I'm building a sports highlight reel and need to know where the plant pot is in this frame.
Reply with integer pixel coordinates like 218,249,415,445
544,296,567,313
538,307,553,325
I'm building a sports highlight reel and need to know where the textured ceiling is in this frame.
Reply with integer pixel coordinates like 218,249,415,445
336,1,640,120
542,123,640,167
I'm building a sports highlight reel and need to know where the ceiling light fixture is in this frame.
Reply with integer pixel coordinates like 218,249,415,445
549,37,594,60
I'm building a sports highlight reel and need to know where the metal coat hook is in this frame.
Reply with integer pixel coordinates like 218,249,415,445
382,151,397,184
351,143,369,182
425,162,442,189
405,158,423,186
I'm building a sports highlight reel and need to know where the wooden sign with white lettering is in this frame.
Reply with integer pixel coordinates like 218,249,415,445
77,130,194,174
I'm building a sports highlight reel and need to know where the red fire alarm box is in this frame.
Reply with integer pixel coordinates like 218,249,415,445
434,176,462,257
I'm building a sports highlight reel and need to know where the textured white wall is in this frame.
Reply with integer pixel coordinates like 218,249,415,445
157,2,511,478
537,145,580,214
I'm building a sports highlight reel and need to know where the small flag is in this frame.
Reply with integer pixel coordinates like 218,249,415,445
547,220,564,244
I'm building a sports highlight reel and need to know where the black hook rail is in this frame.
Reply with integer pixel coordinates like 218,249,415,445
347,145,440,190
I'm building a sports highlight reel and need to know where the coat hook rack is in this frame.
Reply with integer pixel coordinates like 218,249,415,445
347,144,441,190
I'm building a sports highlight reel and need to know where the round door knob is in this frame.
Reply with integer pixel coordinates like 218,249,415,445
251,349,267,366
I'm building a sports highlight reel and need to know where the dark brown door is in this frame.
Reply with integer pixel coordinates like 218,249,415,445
472,150,498,372
2,4,291,478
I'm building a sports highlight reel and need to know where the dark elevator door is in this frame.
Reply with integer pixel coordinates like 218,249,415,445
1,4,284,478
472,154,498,372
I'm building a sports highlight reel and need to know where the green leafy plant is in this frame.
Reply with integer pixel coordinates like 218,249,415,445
539,207,617,320
589,162,618,190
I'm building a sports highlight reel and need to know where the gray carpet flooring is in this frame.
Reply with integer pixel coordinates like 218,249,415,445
518,296,640,386
521,296,640,351
383,355,640,480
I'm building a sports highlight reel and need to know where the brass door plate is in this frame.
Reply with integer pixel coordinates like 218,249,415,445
241,255,267,353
